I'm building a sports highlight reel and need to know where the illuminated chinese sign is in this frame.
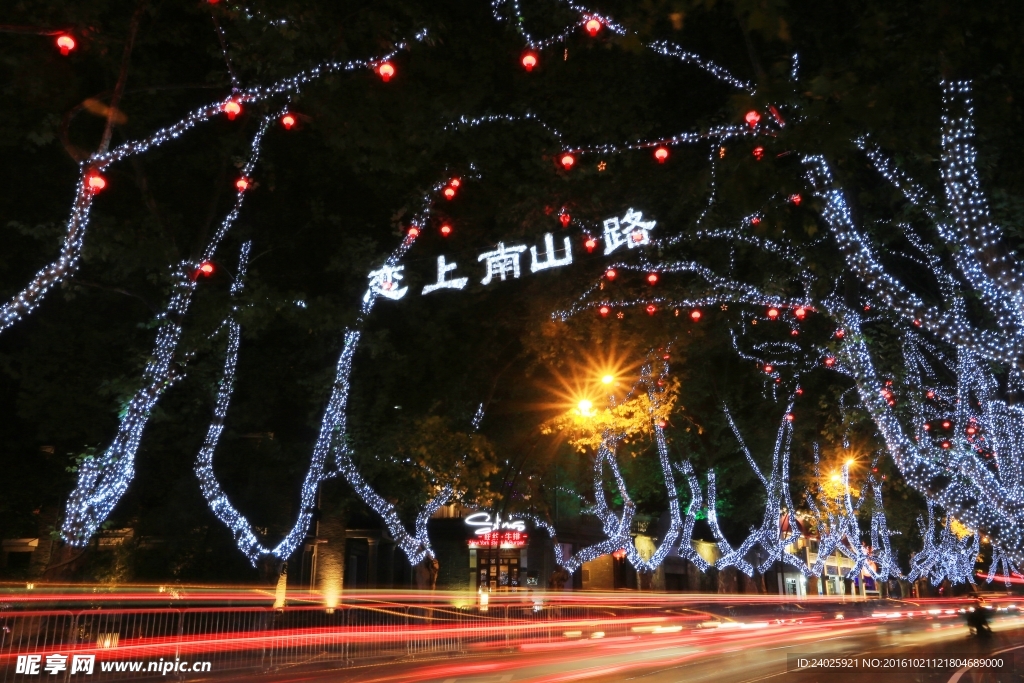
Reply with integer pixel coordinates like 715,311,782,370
468,531,527,549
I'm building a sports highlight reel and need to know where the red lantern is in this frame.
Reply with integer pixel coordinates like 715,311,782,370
235,177,249,191
835,329,845,339
791,329,799,336
560,153,575,170
223,100,241,120
966,426,977,436
751,216,761,225
440,224,452,237
745,110,761,128
913,319,922,327
559,213,571,228
942,420,951,429
198,261,215,277
584,237,597,252
647,272,659,285
824,357,836,367
926,391,935,399
450,178,461,188
56,35,76,56
796,388,804,395
281,114,296,130
654,147,669,163
767,307,779,319
646,304,657,315
599,305,610,317
794,307,806,320
658,419,667,428
764,365,773,373
923,423,931,431
86,173,106,193
753,146,765,161
407,226,420,238
585,18,602,36
377,62,395,82
521,52,538,72
444,187,456,200
690,309,702,322
786,413,795,422
941,441,951,449
789,194,802,206
605,268,616,280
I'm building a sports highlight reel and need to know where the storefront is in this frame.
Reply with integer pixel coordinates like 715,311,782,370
464,512,532,591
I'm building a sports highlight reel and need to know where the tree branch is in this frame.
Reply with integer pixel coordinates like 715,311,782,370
97,1,147,155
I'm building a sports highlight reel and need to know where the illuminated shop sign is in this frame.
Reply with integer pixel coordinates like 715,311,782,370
465,512,528,548
468,531,527,548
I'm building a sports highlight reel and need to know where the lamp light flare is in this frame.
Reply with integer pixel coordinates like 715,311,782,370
577,399,593,415
377,62,395,82
223,100,241,120
86,174,106,193
56,35,76,55
601,374,614,384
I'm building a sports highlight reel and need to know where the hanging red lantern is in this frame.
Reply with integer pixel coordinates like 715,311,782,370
605,268,616,280
521,52,538,72
794,307,806,320
647,272,659,285
751,216,761,225
786,413,795,422
753,146,765,161
966,426,977,436
281,114,296,130
449,178,461,188
796,387,804,395
407,226,420,238
86,173,106,193
824,357,836,367
764,365,774,373
559,213,571,228
599,305,611,317
791,329,799,336
235,177,249,191
767,307,779,319
585,18,602,36
56,35,76,56
924,423,931,431
654,147,669,163
690,309,702,322
444,187,456,200
835,329,845,339
223,100,242,120
197,261,215,277
560,153,575,170
926,390,935,399
941,441,951,449
658,419,667,428
745,110,761,128
584,237,597,252
440,224,452,237
646,304,657,315
789,194,802,206
942,420,951,429
913,319,922,327
377,62,395,82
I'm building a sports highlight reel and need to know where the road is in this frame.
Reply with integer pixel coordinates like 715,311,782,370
216,614,1024,683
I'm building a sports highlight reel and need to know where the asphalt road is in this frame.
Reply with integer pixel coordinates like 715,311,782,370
212,615,1024,683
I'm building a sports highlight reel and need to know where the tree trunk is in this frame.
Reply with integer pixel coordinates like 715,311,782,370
414,556,439,590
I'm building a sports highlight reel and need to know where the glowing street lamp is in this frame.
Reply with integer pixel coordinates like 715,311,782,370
601,374,614,385
577,399,595,417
